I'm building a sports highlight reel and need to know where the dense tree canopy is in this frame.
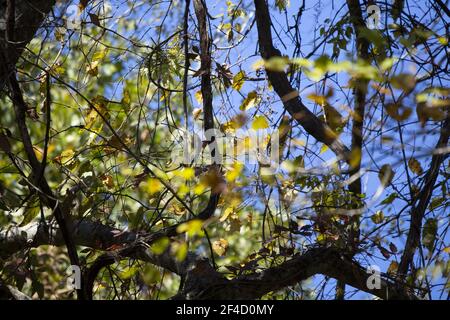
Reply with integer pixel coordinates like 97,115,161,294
0,0,448,300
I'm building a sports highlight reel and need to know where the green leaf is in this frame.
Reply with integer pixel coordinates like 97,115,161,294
380,193,397,205
429,197,444,211
378,164,395,186
150,236,170,255
172,241,188,261
371,210,384,224
121,89,131,109
120,266,138,280
275,0,290,11
422,218,438,252
20,197,40,226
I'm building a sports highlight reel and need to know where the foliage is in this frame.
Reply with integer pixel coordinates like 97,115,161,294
0,0,448,300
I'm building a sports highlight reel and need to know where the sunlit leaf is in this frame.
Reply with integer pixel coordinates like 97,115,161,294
251,115,269,130
172,241,188,261
193,107,202,120
240,91,259,111
53,149,75,165
232,70,246,91
225,162,243,182
146,178,164,195
264,56,289,72
195,91,203,104
150,236,170,255
176,219,204,237
320,144,329,154
220,207,234,222
212,238,229,256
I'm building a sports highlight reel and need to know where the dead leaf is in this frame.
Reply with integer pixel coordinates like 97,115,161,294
212,238,229,256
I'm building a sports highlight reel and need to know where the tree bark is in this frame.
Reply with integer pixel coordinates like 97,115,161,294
0,0,57,90
0,219,418,300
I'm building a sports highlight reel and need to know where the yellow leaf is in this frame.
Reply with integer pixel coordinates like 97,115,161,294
320,144,329,154
212,238,229,256
177,184,190,196
322,104,344,131
317,233,327,244
177,167,195,180
380,58,396,71
84,109,98,131
307,93,327,106
408,157,423,175
53,149,75,165
33,147,44,161
172,242,188,261
194,91,203,105
225,162,243,182
85,95,109,131
438,37,448,45
150,237,169,255
264,56,289,72
176,219,204,237
220,120,239,133
251,115,269,130
146,178,163,195
232,70,246,91
220,207,234,222
194,182,207,195
291,57,313,68
240,90,258,111
92,50,107,61
252,59,265,70
349,147,362,169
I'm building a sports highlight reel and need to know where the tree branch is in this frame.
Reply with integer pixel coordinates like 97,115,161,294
0,280,31,300
253,0,350,161
398,117,450,277
1,44,85,298
1,219,418,300
0,0,56,90
338,0,372,299
193,0,221,220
